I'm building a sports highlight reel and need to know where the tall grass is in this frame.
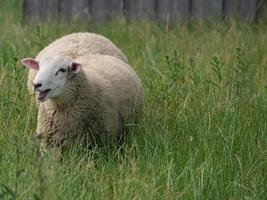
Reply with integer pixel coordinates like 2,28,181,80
0,0,267,199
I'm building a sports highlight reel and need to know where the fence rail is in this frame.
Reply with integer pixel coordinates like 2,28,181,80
23,0,267,23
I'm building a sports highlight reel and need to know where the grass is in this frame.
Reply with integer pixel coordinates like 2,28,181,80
1,0,267,199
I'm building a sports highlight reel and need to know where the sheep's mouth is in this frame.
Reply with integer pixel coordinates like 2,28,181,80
37,89,51,102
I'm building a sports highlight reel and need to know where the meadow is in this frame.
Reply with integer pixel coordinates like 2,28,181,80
0,1,267,199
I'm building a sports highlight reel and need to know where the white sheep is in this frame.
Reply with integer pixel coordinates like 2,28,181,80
27,32,128,95
21,54,144,153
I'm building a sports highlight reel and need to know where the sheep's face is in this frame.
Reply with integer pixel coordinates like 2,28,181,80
21,56,81,102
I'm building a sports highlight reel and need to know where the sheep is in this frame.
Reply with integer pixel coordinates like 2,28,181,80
27,32,128,95
21,54,144,153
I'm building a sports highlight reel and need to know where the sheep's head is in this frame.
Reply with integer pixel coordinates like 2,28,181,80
21,56,81,102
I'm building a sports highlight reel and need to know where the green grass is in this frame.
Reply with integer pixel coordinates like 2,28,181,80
1,1,267,199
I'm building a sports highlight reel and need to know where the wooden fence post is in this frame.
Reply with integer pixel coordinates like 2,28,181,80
124,0,156,20
23,0,266,23
91,0,106,22
157,0,190,23
106,0,124,19
224,0,240,18
255,0,267,21
59,0,90,21
91,0,124,22
191,0,206,20
240,0,257,21
206,0,223,20
23,0,42,20
192,0,223,20
42,0,59,20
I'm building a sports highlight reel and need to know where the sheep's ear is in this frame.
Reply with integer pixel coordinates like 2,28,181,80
69,62,81,74
21,58,39,70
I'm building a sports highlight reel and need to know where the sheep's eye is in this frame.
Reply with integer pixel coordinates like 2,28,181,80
56,68,66,75
59,68,66,73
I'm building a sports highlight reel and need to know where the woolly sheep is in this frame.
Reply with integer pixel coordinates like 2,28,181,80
27,32,128,95
21,54,144,153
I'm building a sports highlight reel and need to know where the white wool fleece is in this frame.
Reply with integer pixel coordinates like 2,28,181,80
22,54,143,154
27,32,128,96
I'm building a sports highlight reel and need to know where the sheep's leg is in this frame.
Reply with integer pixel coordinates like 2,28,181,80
117,111,125,152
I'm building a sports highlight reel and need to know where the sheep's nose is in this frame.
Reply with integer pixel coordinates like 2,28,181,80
33,83,42,90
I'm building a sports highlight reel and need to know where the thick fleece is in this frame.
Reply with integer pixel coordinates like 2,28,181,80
37,55,143,152
28,32,128,94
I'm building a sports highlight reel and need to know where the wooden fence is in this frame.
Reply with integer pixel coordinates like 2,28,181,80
23,0,266,23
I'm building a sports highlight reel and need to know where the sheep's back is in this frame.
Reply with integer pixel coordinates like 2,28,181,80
76,54,144,124
28,32,128,96
36,33,127,62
